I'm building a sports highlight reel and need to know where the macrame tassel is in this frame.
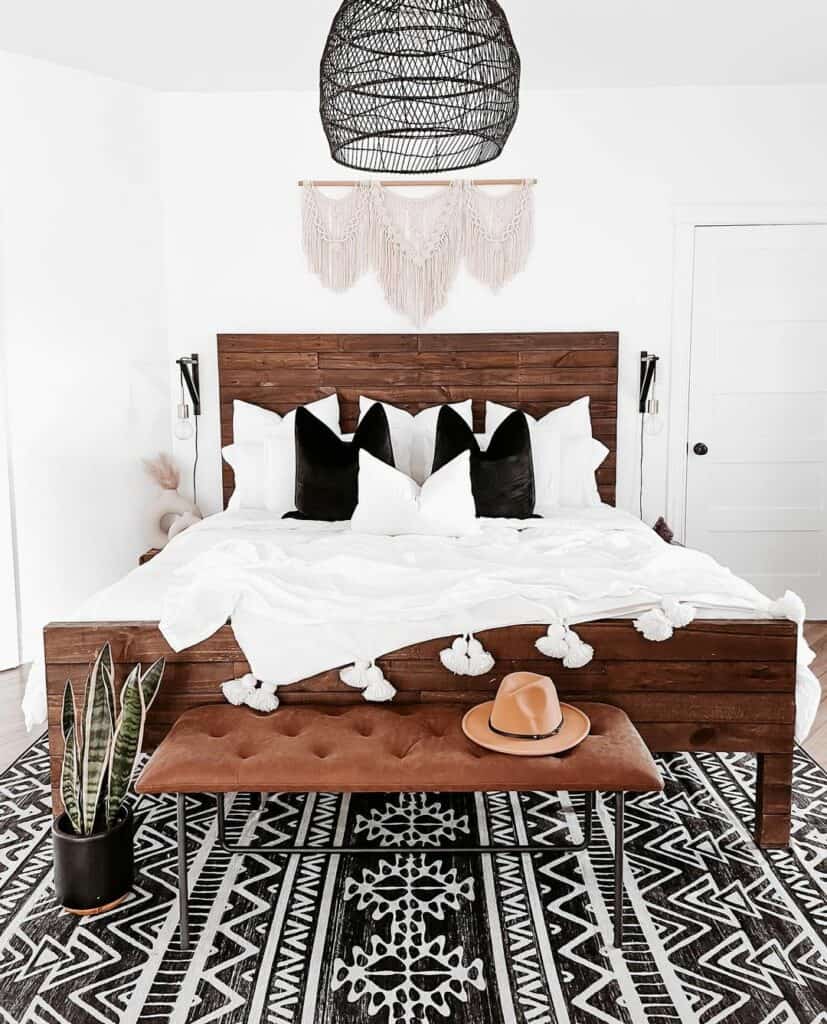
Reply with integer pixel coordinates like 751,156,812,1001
340,659,396,702
536,619,594,668
769,590,806,625
222,673,257,706
462,182,534,292
440,633,495,676
302,183,371,292
634,600,697,642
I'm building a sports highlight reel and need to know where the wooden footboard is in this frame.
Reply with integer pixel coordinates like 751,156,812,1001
43,618,797,846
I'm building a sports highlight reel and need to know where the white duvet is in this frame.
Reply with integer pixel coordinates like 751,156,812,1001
23,505,821,739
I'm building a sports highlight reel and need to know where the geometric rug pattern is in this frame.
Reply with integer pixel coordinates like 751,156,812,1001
0,736,825,1023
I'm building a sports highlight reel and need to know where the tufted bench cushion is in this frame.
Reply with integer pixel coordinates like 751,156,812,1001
136,702,662,796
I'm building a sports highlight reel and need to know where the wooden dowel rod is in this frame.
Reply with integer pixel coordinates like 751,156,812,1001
297,177,537,187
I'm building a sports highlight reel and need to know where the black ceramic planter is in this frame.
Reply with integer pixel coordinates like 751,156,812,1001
52,806,134,914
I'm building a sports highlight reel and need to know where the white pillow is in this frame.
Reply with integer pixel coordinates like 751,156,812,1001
359,397,473,484
485,395,592,439
222,442,266,510
485,397,601,508
225,395,341,511
352,449,478,536
233,394,340,443
555,437,609,507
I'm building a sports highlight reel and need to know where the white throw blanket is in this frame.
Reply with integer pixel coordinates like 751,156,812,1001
23,507,821,739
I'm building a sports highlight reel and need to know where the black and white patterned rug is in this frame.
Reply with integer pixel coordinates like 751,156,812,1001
0,736,825,1023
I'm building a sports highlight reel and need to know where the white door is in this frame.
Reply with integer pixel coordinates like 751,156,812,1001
0,390,18,669
685,223,827,618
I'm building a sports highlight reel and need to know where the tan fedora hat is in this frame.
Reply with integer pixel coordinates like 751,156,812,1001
462,672,590,756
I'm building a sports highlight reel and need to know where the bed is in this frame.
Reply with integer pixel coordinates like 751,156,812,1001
41,331,809,847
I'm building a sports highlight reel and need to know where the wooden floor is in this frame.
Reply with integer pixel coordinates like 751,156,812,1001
1,625,826,774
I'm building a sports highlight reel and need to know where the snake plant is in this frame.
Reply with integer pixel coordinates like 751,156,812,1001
60,644,165,835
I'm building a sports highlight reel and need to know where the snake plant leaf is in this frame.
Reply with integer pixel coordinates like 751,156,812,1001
60,680,76,742
61,725,82,834
138,658,165,712
99,642,116,731
119,665,140,707
107,673,146,829
81,646,115,834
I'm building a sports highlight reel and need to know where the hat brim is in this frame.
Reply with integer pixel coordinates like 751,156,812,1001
461,701,591,756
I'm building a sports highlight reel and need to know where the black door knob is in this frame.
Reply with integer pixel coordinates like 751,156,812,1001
693,442,709,456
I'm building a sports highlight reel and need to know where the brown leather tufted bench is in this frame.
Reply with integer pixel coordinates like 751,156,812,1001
137,701,662,951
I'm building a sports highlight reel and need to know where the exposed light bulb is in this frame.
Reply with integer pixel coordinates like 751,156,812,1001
175,402,194,440
643,412,664,436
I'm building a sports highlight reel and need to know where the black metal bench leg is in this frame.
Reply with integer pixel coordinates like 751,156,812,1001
614,792,625,948
177,793,190,951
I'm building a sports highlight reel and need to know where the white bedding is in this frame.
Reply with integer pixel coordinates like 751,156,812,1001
23,505,821,739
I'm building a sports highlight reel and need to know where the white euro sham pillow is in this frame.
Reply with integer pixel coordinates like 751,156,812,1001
233,393,340,443
225,395,341,511
359,397,473,484
485,396,601,508
352,449,478,536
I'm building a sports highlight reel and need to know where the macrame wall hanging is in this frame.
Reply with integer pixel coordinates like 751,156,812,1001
300,178,535,325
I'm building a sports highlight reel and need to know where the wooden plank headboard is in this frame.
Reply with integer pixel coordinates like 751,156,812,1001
218,331,618,508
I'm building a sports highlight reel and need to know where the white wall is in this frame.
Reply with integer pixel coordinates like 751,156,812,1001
0,52,170,659
160,84,827,519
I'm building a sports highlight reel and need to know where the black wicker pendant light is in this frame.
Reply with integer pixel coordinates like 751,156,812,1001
320,0,521,174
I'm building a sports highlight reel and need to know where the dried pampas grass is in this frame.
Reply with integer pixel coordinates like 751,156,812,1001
143,452,180,492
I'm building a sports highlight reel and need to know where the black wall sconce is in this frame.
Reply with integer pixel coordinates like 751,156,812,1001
175,354,200,441
175,353,200,504
639,351,659,415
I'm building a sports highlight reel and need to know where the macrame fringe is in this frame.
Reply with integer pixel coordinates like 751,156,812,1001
301,180,534,325
302,183,371,291
463,183,534,292
535,618,594,668
340,659,396,702
440,633,495,676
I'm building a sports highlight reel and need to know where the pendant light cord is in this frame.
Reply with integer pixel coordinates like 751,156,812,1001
193,414,199,507
639,414,645,522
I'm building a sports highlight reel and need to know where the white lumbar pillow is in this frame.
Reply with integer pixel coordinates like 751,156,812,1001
359,397,473,484
224,395,341,512
352,449,479,536
485,396,605,508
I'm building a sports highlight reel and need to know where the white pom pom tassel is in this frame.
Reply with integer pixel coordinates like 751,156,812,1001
536,620,594,668
535,621,569,659
634,608,674,642
769,590,806,625
362,663,396,702
440,635,470,675
562,629,594,669
465,635,495,676
340,658,370,689
222,673,256,706
245,685,280,713
662,598,696,628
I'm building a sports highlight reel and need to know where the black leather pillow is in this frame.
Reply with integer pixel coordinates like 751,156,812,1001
287,402,394,521
432,406,534,518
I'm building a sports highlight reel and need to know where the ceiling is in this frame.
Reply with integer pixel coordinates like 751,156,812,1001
1,0,826,92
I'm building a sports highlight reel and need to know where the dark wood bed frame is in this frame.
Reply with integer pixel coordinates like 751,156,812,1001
44,332,797,847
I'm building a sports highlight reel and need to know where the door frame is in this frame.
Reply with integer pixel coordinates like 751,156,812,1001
666,203,827,542
0,233,20,671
